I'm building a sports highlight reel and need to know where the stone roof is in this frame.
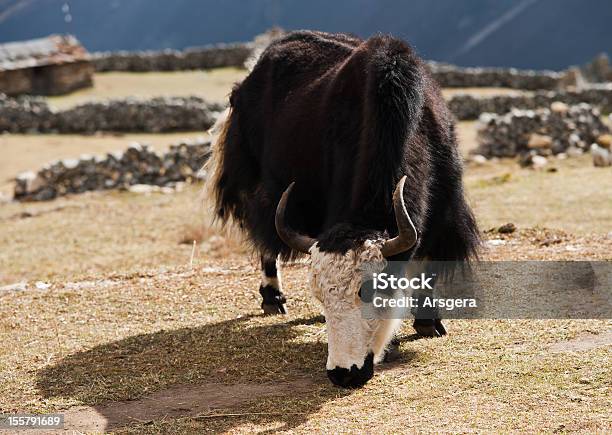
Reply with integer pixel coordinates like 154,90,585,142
0,35,90,72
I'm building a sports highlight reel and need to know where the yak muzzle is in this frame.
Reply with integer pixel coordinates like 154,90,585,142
326,352,374,388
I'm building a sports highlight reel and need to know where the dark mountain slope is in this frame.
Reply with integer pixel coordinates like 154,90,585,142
0,0,610,69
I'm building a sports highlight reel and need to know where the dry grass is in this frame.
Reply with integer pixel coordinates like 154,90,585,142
1,76,611,432
0,185,251,285
47,68,248,109
0,156,610,432
0,258,610,432
441,87,530,98
44,71,523,110
465,154,612,234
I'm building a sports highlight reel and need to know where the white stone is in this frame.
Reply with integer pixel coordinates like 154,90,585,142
487,239,507,247
61,158,79,169
0,282,27,292
16,171,45,193
128,184,159,194
531,155,548,168
550,101,569,114
470,154,488,165
35,281,51,290
591,143,612,167
566,146,584,157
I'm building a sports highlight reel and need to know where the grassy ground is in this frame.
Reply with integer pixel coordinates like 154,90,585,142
0,160,610,432
47,69,247,109
0,72,610,432
44,69,525,110
465,155,612,234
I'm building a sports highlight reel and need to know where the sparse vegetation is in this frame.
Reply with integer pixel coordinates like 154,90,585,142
1,71,610,432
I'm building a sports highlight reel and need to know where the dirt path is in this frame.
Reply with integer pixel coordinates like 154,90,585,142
549,330,612,353
60,380,314,432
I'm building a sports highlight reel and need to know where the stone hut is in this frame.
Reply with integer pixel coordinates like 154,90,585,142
0,35,93,96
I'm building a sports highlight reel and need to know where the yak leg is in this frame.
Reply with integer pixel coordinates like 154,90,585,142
413,318,447,337
411,262,447,337
259,255,287,315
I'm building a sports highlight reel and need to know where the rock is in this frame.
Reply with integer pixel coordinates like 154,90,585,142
590,144,612,167
596,134,612,149
487,239,506,247
520,152,548,168
35,281,51,290
469,154,488,165
128,184,159,194
498,223,516,234
15,171,46,196
0,282,27,292
527,133,553,149
531,155,548,168
566,146,584,157
556,153,568,160
550,101,569,114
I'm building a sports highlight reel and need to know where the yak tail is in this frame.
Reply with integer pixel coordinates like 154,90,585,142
353,35,425,215
201,107,240,232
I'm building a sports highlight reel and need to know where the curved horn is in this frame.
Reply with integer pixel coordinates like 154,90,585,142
275,182,317,254
380,176,418,257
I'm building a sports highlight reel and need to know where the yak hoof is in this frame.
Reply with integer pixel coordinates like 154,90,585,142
413,319,447,337
261,301,287,315
383,338,401,363
259,285,287,315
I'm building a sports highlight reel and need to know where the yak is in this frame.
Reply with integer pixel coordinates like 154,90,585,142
206,30,480,388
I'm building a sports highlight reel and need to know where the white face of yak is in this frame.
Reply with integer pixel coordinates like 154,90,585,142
309,240,402,388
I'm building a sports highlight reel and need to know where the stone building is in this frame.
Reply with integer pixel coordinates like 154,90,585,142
0,35,93,96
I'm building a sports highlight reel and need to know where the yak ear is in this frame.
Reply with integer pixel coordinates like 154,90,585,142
275,182,317,254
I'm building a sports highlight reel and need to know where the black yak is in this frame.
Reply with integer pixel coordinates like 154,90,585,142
206,31,479,387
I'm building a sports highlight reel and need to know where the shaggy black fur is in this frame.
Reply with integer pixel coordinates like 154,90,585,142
213,30,480,264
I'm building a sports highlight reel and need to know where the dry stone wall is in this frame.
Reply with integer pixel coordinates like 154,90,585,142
14,139,211,201
474,103,610,158
0,94,221,133
92,43,254,72
428,62,562,90
449,84,612,120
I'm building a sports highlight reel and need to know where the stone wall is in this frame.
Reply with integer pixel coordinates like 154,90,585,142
449,84,612,120
92,43,254,72
474,103,610,158
0,94,221,133
428,62,562,90
14,139,211,201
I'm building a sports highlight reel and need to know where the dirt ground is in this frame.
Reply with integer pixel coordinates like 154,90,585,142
0,71,611,433
1,176,610,433
47,69,247,109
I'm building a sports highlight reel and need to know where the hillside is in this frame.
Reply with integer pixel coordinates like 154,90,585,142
0,0,611,69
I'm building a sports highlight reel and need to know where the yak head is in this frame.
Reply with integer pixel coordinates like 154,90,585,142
275,176,417,388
